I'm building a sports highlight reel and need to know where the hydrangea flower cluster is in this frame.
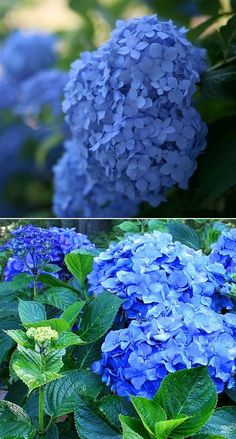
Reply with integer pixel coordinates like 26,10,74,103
53,137,139,218
210,228,236,274
26,326,59,345
0,30,56,80
89,231,233,317
0,30,67,216
59,14,207,213
3,224,94,280
90,232,236,398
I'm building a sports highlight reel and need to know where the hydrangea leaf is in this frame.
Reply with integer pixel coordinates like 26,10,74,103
99,396,136,431
155,367,217,437
201,66,236,100
24,318,70,332
131,396,166,435
220,14,236,55
44,370,103,418
38,273,78,292
39,287,79,310
117,221,140,233
74,339,104,370
75,397,122,439
0,401,36,439
154,417,189,439
65,251,94,288
18,299,46,324
61,301,85,327
119,416,150,439
79,291,123,342
0,330,15,365
52,331,85,349
194,406,236,439
167,222,201,250
12,346,65,392
4,329,34,348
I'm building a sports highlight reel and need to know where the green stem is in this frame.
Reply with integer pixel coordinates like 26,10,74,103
44,417,54,433
33,276,38,298
207,55,236,72
39,386,45,438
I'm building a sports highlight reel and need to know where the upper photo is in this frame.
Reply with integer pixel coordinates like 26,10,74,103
0,0,235,218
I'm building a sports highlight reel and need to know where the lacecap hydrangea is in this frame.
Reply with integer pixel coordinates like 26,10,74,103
93,305,236,397
210,228,236,274
63,15,207,207
91,231,236,398
0,30,56,80
53,137,139,218
88,231,233,318
3,224,95,280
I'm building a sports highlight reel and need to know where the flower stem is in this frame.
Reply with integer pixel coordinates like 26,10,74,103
39,386,45,438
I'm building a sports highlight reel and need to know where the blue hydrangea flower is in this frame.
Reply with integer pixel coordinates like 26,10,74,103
0,75,18,110
3,224,95,280
16,69,68,119
63,15,207,207
210,228,236,274
1,30,56,80
89,231,233,318
53,137,139,218
93,304,236,398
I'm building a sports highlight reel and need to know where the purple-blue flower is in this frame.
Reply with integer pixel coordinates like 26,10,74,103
53,137,139,218
210,228,236,274
89,231,233,319
63,15,207,207
1,30,56,80
93,304,236,398
3,224,95,280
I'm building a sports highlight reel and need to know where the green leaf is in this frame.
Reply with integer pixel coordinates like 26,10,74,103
0,401,36,439
38,273,77,292
220,14,236,54
12,346,65,392
131,396,166,434
75,398,122,439
155,367,217,437
99,396,136,431
0,330,15,365
195,406,236,439
155,417,189,439
74,339,103,369
167,222,201,250
52,331,85,349
189,117,236,209
39,287,79,310
5,329,34,348
24,318,70,332
44,370,103,417
18,299,46,324
147,220,168,232
69,0,97,14
120,416,149,439
64,251,94,287
201,66,236,100
61,301,85,327
79,291,122,342
117,221,140,233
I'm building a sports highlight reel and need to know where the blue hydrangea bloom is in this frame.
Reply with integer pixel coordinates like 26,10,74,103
0,75,18,110
93,305,236,398
63,15,207,206
3,224,95,280
210,228,236,274
1,30,56,80
16,69,68,119
89,231,233,318
53,137,139,218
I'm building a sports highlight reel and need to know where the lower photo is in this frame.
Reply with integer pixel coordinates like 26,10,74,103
0,218,235,439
